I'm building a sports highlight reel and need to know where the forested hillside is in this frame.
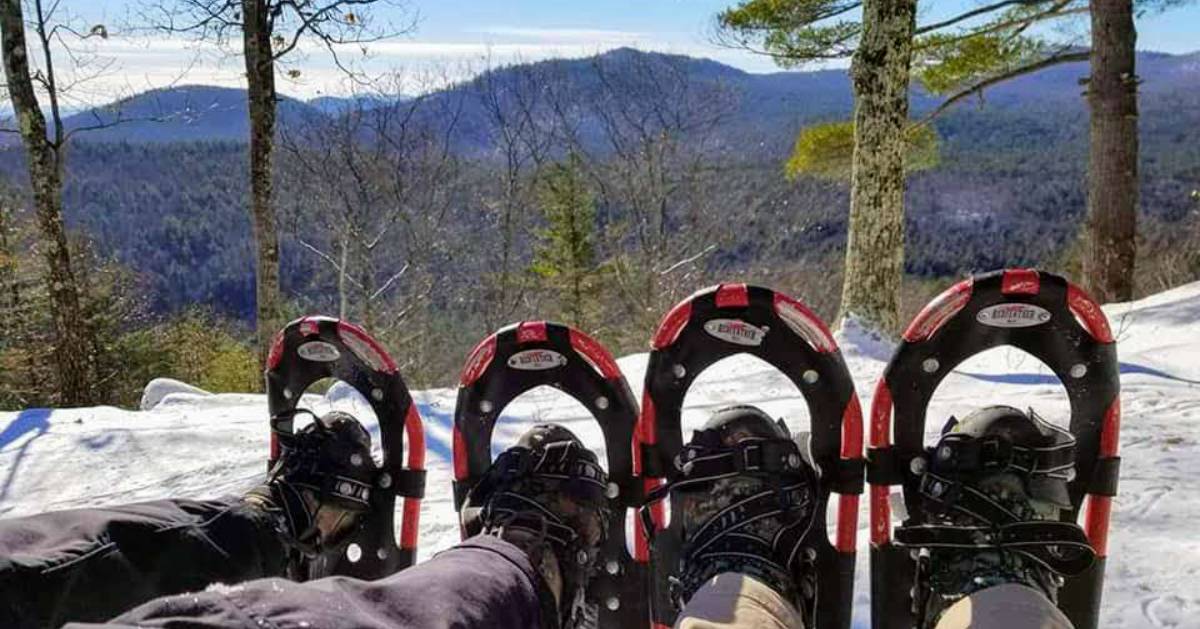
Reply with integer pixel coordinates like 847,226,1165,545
0,47,1196,389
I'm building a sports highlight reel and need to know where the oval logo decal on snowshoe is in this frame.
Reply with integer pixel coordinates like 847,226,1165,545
297,341,342,362
507,349,568,371
976,303,1052,328
703,319,767,346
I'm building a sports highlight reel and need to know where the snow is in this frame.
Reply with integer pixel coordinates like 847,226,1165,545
3,282,1200,627
140,378,215,410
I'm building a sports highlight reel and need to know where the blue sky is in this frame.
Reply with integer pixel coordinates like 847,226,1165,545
51,0,1200,104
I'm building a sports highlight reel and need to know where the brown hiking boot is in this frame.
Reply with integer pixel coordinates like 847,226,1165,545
460,424,610,629
667,405,820,617
243,410,378,557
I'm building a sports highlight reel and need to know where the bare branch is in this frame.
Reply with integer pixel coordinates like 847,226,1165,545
916,0,1046,34
659,244,717,275
914,49,1089,126
370,262,409,301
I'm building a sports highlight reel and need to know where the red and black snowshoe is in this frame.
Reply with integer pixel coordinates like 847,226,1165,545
867,269,1121,629
265,316,427,580
637,283,864,629
453,321,650,628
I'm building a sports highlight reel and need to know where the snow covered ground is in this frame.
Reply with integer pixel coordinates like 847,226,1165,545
2,282,1198,628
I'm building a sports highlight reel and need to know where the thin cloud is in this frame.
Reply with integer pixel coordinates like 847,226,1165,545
471,26,647,42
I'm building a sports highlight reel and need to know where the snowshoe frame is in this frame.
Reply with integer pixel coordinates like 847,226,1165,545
867,269,1120,629
453,321,651,628
265,315,427,580
637,283,864,629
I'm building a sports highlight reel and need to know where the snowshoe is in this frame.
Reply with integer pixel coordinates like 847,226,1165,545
637,283,864,629
265,316,427,580
867,269,1120,629
453,321,650,628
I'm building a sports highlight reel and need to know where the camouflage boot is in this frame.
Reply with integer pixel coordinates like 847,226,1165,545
667,405,820,618
897,406,1097,627
460,424,610,629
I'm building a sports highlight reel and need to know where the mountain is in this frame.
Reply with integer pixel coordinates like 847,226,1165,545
62,85,326,143
60,48,1200,152
1,48,1193,323
306,94,399,114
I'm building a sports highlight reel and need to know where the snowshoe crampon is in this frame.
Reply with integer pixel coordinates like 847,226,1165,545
265,316,427,580
453,321,650,628
637,284,864,629
867,269,1120,629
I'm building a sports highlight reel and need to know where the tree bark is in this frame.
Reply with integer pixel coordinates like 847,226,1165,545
1083,0,1138,303
243,0,283,368
0,0,94,405
839,0,916,334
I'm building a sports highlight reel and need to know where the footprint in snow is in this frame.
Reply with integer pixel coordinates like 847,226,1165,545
1142,595,1200,628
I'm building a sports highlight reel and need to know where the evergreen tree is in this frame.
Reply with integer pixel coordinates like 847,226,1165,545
529,154,605,330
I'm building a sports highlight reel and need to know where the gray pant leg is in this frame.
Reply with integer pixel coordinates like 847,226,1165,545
69,535,552,629
0,497,284,628
935,583,1074,629
675,572,805,629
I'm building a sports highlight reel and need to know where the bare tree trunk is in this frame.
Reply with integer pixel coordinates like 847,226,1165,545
243,0,282,366
0,0,94,404
839,0,916,335
1083,0,1138,302
338,234,349,319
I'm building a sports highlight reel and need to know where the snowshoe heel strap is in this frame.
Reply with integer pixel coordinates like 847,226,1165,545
930,433,1076,478
670,437,809,489
483,441,608,500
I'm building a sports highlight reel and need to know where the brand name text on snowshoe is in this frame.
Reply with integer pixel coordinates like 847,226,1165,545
297,341,342,362
976,303,1052,328
507,349,568,371
703,319,767,346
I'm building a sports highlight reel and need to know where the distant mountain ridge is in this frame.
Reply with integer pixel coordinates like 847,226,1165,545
62,85,323,142
60,47,1199,148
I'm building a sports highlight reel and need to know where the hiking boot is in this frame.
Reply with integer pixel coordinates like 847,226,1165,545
898,405,1096,627
243,410,378,557
460,424,610,629
668,405,820,617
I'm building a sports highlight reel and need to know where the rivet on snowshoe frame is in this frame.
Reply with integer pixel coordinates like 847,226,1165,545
911,457,928,475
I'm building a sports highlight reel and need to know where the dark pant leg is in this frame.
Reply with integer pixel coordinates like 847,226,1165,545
70,535,553,629
0,497,286,628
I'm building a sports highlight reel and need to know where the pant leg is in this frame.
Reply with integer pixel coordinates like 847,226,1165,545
68,534,553,629
675,572,805,629
934,583,1074,629
0,497,286,629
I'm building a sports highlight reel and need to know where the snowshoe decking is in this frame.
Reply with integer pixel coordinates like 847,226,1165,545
265,316,427,580
453,321,650,628
637,284,864,629
867,269,1120,629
